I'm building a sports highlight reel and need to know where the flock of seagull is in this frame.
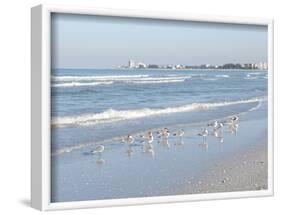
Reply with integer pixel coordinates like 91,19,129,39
90,115,240,160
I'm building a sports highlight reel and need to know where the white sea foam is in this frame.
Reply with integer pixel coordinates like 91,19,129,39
201,75,230,81
215,75,230,78
52,97,265,128
248,72,263,75
248,100,262,112
202,78,219,81
52,75,192,82
244,76,258,80
128,79,186,84
52,75,192,87
52,75,150,82
52,81,113,88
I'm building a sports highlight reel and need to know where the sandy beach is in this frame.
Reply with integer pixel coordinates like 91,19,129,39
176,132,268,195
51,100,268,202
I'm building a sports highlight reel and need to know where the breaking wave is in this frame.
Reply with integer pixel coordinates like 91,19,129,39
52,75,150,82
215,75,230,78
52,81,113,88
52,97,265,128
51,75,192,87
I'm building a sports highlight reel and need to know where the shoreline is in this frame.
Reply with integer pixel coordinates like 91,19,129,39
51,99,264,156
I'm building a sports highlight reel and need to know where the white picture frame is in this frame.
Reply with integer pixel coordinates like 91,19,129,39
31,4,274,211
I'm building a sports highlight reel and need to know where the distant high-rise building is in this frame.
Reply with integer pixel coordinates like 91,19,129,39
256,62,268,70
128,60,135,68
138,62,146,68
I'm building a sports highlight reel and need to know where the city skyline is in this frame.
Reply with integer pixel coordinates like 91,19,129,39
51,13,268,69
121,59,268,70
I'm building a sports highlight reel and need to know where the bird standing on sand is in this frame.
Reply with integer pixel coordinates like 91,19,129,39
208,120,223,131
140,131,153,143
157,128,170,139
163,128,170,138
216,122,224,130
173,129,185,137
230,116,239,124
198,128,209,142
208,121,218,129
91,145,105,154
173,129,185,142
121,134,134,145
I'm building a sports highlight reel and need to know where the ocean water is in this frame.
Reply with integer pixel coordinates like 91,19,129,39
51,69,268,202
51,69,267,154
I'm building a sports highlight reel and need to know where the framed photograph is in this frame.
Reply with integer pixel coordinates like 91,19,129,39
31,4,274,211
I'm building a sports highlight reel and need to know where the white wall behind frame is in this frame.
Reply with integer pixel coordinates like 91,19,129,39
0,0,280,215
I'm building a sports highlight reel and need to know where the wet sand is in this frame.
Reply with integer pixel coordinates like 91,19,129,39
51,102,268,202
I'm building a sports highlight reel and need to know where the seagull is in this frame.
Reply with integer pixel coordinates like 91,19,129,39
91,145,105,154
142,142,155,157
198,128,209,141
173,129,185,137
157,128,170,139
121,135,134,145
147,134,153,143
216,122,224,130
208,121,218,129
163,128,170,138
230,116,239,124
208,121,223,131
140,131,153,143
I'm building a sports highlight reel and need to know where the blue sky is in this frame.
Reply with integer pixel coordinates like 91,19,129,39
51,13,267,69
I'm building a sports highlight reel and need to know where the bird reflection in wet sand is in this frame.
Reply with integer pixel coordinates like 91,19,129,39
174,139,185,146
198,140,208,151
125,145,134,158
197,128,209,151
229,123,239,134
158,137,170,148
96,158,105,165
213,130,224,143
142,142,155,157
